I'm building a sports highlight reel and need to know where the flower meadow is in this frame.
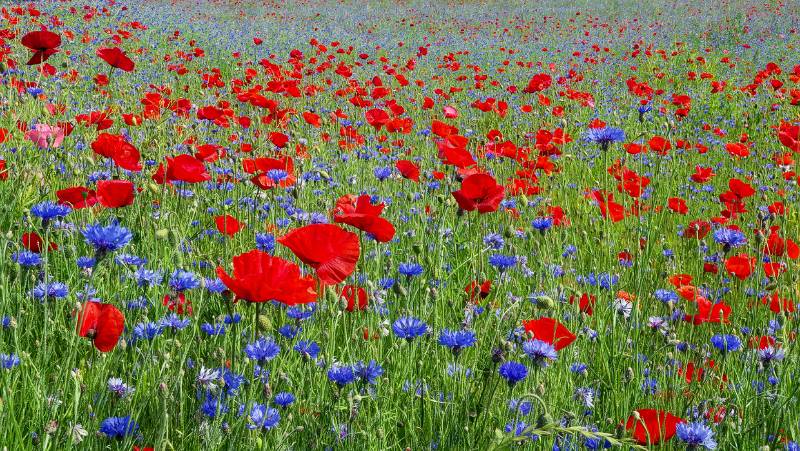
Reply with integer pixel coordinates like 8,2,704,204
2,0,800,449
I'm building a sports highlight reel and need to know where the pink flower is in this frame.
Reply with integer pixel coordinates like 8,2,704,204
25,124,64,149
443,105,459,118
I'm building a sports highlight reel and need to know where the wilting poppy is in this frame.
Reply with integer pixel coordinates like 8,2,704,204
278,224,360,285
216,250,317,305
77,301,125,352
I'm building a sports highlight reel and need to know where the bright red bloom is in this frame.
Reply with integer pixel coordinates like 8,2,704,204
22,232,56,253
97,180,134,208
667,197,688,215
278,224,360,285
76,301,125,352
21,30,61,65
625,409,684,445
243,156,296,189
396,159,420,182
725,254,755,280
341,285,368,312
57,186,98,209
570,293,596,315
523,73,552,93
521,317,576,351
91,133,142,172
333,194,396,243
465,279,492,303
452,173,505,213
214,214,243,237
96,47,135,72
0,159,6,181
162,154,210,183
761,293,795,314
216,250,317,304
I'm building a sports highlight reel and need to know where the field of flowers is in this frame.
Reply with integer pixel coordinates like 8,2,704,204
1,0,800,449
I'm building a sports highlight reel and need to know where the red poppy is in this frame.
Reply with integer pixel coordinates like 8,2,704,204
56,186,98,209
570,293,596,315
97,180,134,208
588,190,625,222
163,293,192,316
725,254,755,280
333,194,396,242
396,159,420,182
76,301,125,352
96,47,135,72
685,298,731,325
243,156,296,189
159,154,210,183
341,285,368,312
691,166,715,183
278,224,360,285
91,133,142,172
761,293,795,314
0,159,7,181
625,409,684,445
521,317,576,351
452,173,505,213
465,280,492,303
21,30,61,65
22,232,56,253
523,73,552,93
216,250,317,305
214,214,243,237
667,197,688,215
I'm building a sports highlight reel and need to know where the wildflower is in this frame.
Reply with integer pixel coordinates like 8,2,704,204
710,334,741,353
0,353,20,369
398,262,424,277
247,404,280,430
438,329,477,354
82,221,132,257
327,364,355,386
675,422,717,449
522,339,558,367
244,337,281,363
499,361,528,385
31,201,71,226
273,392,295,408
392,317,428,340
584,126,625,150
107,378,134,398
168,269,200,291
99,416,138,439
353,360,384,384
488,254,516,271
294,340,320,360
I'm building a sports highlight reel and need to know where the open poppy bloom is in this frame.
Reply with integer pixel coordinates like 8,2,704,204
521,317,577,351
152,154,210,184
214,214,243,236
278,224,360,285
333,194,396,242
624,409,684,445
57,186,98,209
96,47,135,72
216,250,317,305
452,173,505,213
77,301,125,352
243,156,296,189
97,180,135,208
91,133,142,172
396,159,420,182
21,30,61,65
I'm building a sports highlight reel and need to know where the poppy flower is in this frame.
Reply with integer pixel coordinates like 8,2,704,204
333,194,396,242
57,186,98,209
396,159,420,182
521,317,576,351
452,173,505,213
761,293,795,314
97,180,134,208
465,280,492,303
216,250,317,305
22,232,56,253
278,224,360,285
77,301,125,352
625,409,684,445
569,293,596,315
667,197,688,215
523,73,552,93
0,159,6,181
725,254,755,280
214,214,243,237
158,154,210,183
243,156,296,189
341,285,368,312
91,133,142,172
96,47,135,72
21,30,61,65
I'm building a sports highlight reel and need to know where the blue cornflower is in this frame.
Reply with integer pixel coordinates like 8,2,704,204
0,353,20,369
132,268,162,287
392,317,428,340
353,360,384,384
160,314,190,331
248,404,280,430
223,313,241,325
205,277,227,294
255,233,275,253
114,253,147,267
274,392,295,408
398,262,424,277
710,334,741,353
132,322,163,342
200,323,226,336
1,316,11,329
99,416,139,439
107,378,134,398
265,169,289,183
499,361,528,385
76,256,96,269
675,422,717,449
489,254,516,271
438,329,477,353
522,339,558,367
30,201,70,224
713,228,746,249
583,126,625,149
245,337,281,363
531,217,554,232
200,395,227,419
654,289,679,304
169,269,200,291
12,251,41,267
483,233,505,250
30,281,69,300
82,221,132,255
286,305,315,321
278,324,300,339
294,340,320,360
327,364,355,386
374,166,392,181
